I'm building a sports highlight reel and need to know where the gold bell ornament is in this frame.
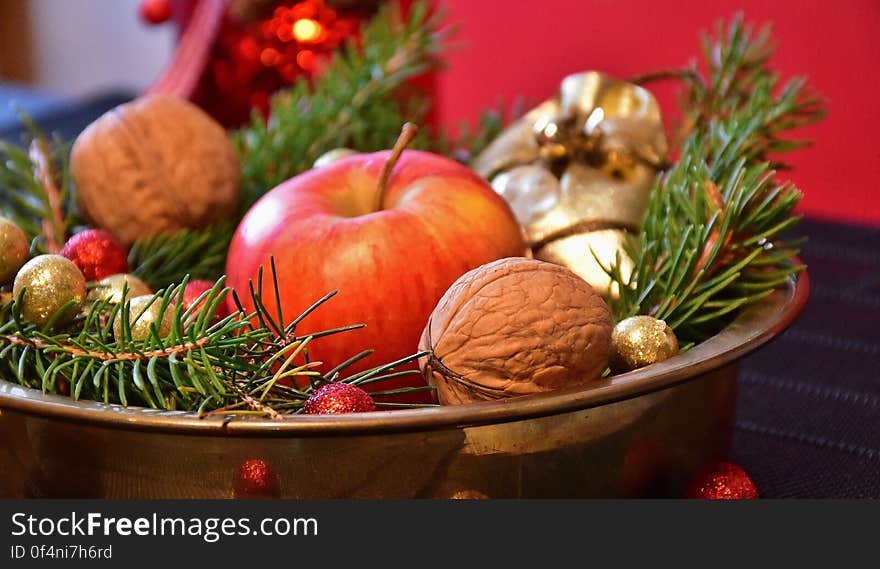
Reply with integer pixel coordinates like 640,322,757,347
472,71,668,295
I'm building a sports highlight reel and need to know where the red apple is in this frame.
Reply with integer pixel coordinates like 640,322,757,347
226,132,526,400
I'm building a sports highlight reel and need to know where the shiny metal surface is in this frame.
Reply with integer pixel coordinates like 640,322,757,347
0,271,808,498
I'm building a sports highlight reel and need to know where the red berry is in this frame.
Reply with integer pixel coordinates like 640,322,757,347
181,279,229,320
59,229,129,281
139,0,172,25
685,461,759,500
303,382,377,415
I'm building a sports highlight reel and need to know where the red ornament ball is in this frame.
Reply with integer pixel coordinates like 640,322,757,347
303,382,377,415
685,461,759,500
181,279,229,320
233,458,280,499
59,229,129,282
139,0,172,25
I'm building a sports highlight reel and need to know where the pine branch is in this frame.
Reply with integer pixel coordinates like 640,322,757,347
0,264,431,415
609,16,826,344
128,224,234,290
234,0,446,209
0,120,82,254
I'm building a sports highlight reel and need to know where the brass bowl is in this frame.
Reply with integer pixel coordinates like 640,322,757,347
0,271,808,498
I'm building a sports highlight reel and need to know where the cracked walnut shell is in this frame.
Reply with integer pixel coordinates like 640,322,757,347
419,257,613,405
71,95,241,244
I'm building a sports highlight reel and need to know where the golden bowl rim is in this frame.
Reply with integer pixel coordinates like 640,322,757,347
0,268,809,437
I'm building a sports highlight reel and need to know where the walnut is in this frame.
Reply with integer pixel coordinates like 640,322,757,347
419,257,613,405
71,95,241,244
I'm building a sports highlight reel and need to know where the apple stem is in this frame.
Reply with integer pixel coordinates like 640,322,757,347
376,122,419,211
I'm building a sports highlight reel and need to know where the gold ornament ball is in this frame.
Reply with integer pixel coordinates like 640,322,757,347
113,295,174,341
89,273,153,304
610,315,679,373
0,217,30,284
13,255,87,327
313,148,359,169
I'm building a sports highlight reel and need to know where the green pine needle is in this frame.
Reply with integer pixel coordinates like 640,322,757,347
0,121,82,253
610,15,826,345
128,224,234,290
0,265,432,415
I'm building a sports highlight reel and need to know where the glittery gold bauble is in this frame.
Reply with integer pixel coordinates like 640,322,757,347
89,273,153,304
12,255,87,327
0,217,30,284
113,295,173,341
610,315,679,373
313,147,358,169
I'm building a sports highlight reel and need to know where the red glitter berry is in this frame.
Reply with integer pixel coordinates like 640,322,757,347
181,279,229,320
685,461,759,500
59,229,129,281
233,458,280,499
303,382,377,415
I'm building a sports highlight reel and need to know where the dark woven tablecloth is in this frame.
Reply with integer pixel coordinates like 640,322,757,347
2,89,879,498
731,218,880,498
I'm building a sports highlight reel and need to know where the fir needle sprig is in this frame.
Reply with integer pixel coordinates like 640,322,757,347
128,224,234,290
0,264,432,415
608,16,826,345
0,119,81,255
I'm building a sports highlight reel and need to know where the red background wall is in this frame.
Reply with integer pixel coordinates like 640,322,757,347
432,0,880,226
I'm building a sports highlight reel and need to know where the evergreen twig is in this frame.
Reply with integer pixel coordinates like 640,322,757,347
0,117,82,254
0,269,431,415
128,224,234,290
609,15,826,344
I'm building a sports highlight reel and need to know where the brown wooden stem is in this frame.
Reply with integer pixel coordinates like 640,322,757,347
376,122,419,211
28,139,65,253
627,68,706,91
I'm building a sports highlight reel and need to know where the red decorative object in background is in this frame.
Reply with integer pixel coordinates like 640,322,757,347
147,0,383,127
139,0,174,25
195,1,364,126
